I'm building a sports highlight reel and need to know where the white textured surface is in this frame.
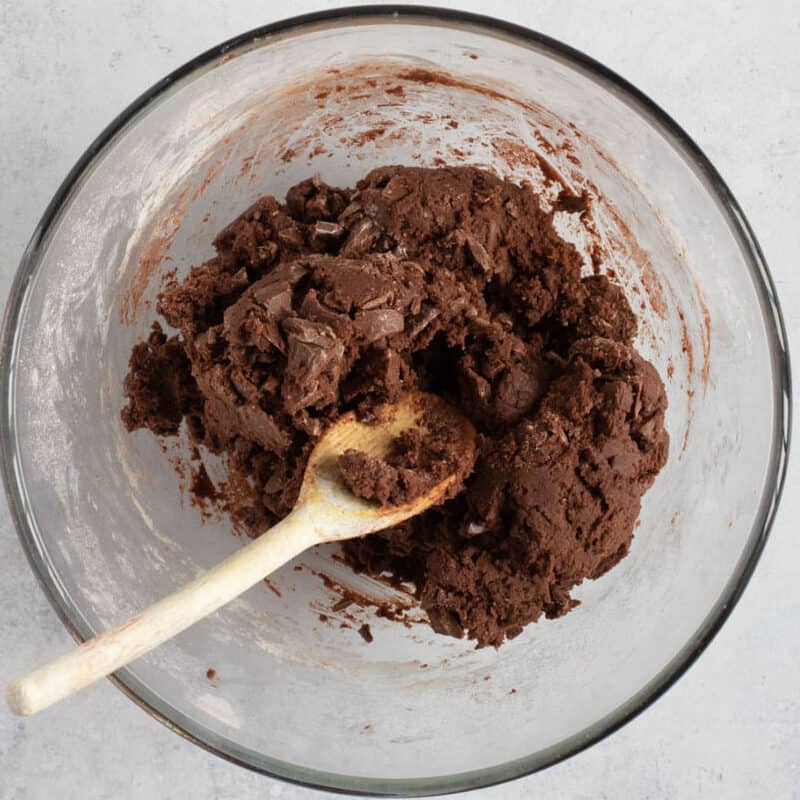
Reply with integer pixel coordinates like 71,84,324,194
0,1,797,798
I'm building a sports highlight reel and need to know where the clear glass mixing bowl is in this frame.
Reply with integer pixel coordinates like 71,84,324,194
0,7,790,796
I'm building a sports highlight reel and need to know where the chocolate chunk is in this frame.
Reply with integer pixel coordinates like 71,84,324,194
298,289,352,339
313,221,346,239
281,317,345,413
222,262,308,354
406,304,439,339
314,257,398,312
236,403,290,452
353,308,405,342
310,220,347,251
464,233,493,274
340,217,380,257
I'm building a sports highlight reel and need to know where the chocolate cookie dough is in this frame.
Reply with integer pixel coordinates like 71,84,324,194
122,166,668,647
339,403,473,506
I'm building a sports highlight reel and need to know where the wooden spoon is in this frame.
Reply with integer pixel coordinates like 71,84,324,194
6,391,475,716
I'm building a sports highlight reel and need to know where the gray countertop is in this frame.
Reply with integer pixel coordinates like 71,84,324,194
1,2,798,798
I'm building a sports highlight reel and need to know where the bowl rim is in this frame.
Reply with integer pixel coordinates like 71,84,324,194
0,5,792,796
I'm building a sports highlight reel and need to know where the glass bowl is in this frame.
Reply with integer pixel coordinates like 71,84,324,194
1,7,790,796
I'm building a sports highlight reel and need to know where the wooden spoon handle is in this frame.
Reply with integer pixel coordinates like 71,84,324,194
6,508,318,716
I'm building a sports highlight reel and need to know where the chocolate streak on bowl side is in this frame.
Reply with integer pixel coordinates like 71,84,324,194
121,188,191,324
121,164,669,648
